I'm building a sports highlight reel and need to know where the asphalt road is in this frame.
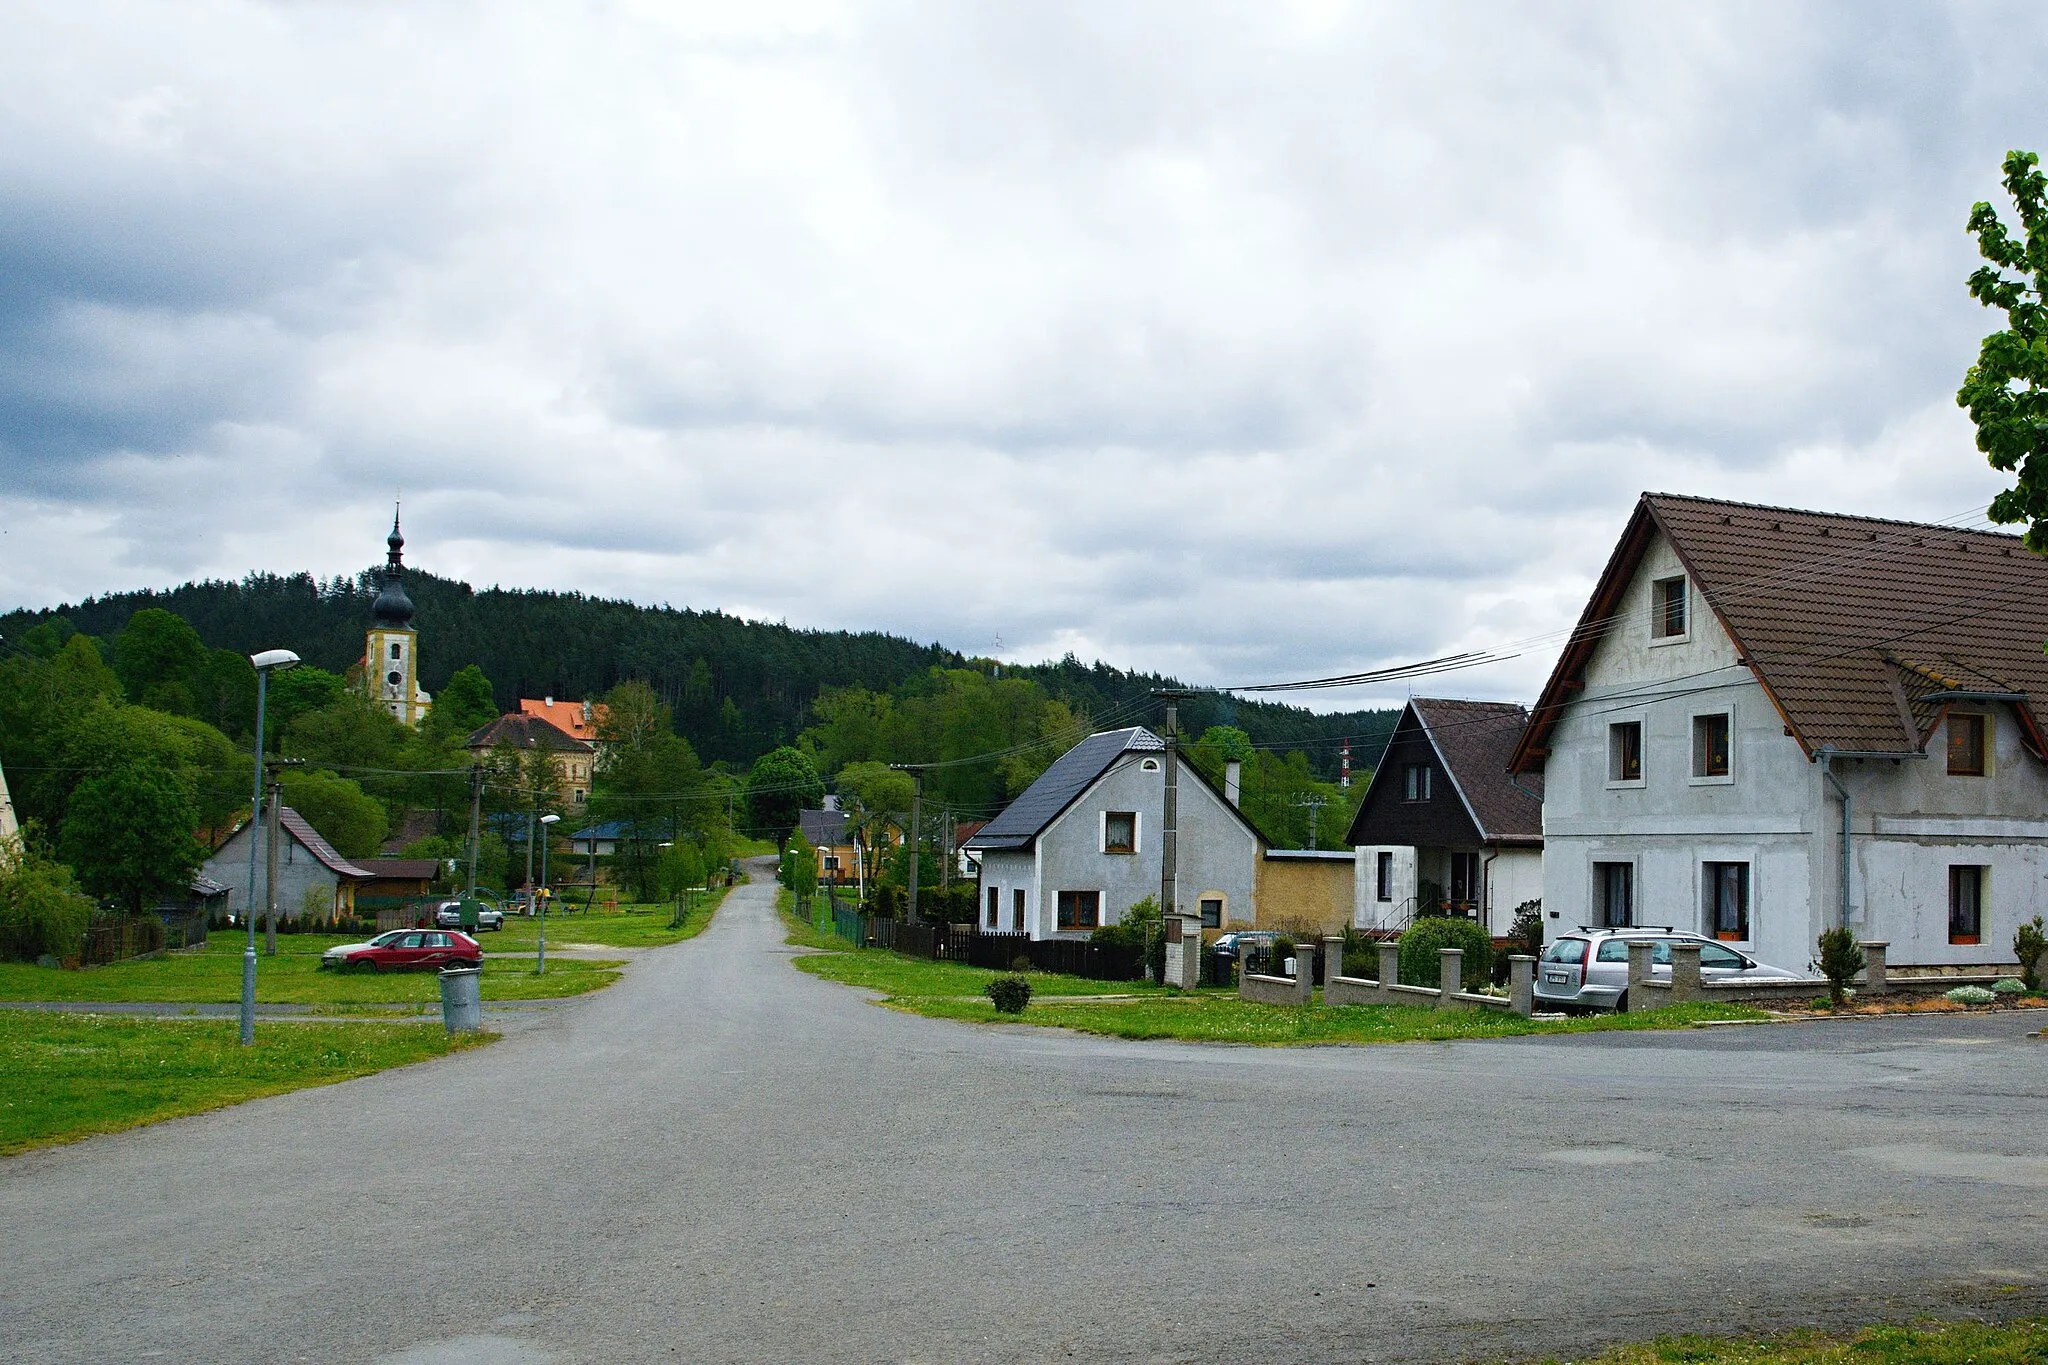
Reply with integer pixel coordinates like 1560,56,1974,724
7,867,2048,1365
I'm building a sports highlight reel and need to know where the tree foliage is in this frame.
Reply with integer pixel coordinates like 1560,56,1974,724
1961,149,2048,550
0,830,97,961
745,746,824,849
59,760,203,915
277,768,389,859
424,663,499,743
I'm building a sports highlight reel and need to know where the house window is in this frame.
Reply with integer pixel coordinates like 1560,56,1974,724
1056,890,1101,931
1652,576,1688,638
1103,811,1137,854
1594,862,1633,928
1403,765,1431,801
1375,851,1394,902
1949,865,1984,945
1947,713,1988,777
574,790,586,805
1141,758,1160,772
1692,713,1731,779
1200,896,1223,929
822,855,840,872
986,886,999,929
1608,722,1643,783
1703,862,1749,940
1012,887,1026,933
1449,851,1481,912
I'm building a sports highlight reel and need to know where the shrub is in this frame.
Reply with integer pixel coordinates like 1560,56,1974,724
0,834,96,962
1946,984,1996,1005
1340,926,1378,979
1816,927,1865,1009
1511,899,1545,958
1397,917,1491,990
1090,896,1164,981
985,975,1032,1013
2015,915,2046,993
1991,978,2026,995
1010,954,1033,973
1268,934,1297,976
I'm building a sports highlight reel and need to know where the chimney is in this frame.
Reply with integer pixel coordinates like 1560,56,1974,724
544,696,554,708
1224,759,1242,808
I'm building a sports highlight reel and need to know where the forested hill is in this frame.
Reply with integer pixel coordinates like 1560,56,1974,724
0,569,1396,772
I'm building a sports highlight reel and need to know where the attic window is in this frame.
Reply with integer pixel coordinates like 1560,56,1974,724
1947,713,1989,777
1141,758,1160,772
1403,765,1431,801
1652,576,1688,639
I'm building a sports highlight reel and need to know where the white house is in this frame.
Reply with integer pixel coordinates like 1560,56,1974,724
1511,492,2048,973
964,727,1262,939
201,806,372,923
1347,698,1543,937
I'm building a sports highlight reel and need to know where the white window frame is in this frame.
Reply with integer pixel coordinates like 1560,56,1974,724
1695,848,1758,946
1688,705,1736,786
1649,574,1691,646
1605,714,1647,789
1099,810,1141,855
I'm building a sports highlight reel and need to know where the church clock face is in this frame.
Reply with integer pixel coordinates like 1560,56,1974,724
387,670,403,688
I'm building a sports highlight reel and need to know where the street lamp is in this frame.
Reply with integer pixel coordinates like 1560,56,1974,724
537,813,561,974
241,648,299,1047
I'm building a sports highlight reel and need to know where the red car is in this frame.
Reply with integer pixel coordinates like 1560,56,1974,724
321,929,483,973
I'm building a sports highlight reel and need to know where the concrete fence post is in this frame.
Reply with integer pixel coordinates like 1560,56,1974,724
1294,941,1315,1002
1377,941,1401,988
1436,947,1463,1008
1322,935,1345,987
1627,940,1654,993
1859,940,1889,996
1509,954,1535,1016
1669,941,1702,1002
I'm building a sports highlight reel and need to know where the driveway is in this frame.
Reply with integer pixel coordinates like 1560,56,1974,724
6,869,2047,1364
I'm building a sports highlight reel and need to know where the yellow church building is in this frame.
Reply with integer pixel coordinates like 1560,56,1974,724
363,510,433,727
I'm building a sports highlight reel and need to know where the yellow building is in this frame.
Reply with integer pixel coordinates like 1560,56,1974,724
364,509,432,727
1253,849,1355,936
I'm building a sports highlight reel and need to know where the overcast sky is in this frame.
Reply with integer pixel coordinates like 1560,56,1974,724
2,2,2042,710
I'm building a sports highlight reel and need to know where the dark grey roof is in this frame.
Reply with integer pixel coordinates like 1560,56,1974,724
797,808,849,847
1411,698,1543,844
964,727,1164,852
466,713,595,754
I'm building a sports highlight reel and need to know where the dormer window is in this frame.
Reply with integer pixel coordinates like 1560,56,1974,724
1652,576,1688,639
1947,713,1989,777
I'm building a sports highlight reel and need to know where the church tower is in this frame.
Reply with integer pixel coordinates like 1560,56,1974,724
365,508,432,727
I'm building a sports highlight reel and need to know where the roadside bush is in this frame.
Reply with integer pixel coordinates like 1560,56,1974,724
985,975,1032,1013
1991,978,2026,996
1398,916,1491,990
2015,915,2046,993
1816,927,1865,1009
1946,984,1996,1005
1010,954,1033,973
1090,896,1165,981
0,834,96,963
1340,926,1378,979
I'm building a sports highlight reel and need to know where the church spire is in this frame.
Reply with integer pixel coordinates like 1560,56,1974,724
371,503,415,628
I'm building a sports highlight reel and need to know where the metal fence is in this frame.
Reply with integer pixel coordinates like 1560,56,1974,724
80,914,170,967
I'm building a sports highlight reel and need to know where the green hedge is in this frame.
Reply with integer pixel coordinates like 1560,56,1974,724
1398,916,1492,990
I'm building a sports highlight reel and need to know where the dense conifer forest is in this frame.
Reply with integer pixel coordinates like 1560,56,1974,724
0,567,1396,774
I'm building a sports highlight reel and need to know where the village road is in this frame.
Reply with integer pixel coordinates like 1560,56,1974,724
6,866,2048,1365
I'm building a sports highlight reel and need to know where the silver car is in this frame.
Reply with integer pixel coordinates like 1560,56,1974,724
1534,928,1799,1012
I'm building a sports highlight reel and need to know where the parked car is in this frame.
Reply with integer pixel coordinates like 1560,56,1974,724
321,929,483,973
1533,928,1799,1012
434,899,505,932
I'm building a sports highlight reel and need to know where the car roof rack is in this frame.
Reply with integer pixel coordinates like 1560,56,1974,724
1575,925,1678,934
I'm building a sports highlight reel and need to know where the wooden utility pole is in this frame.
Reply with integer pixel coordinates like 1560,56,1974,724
263,775,283,957
466,763,484,899
1155,690,1194,921
892,763,930,923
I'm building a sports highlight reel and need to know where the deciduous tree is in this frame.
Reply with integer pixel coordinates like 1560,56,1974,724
59,760,202,916
1960,149,2048,548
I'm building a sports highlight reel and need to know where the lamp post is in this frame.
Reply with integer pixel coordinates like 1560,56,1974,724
241,648,299,1047
537,813,561,974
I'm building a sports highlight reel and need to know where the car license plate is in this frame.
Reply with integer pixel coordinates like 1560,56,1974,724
1544,970,1568,983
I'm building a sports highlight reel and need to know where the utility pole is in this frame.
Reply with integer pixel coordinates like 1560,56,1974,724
941,805,953,892
465,763,484,899
263,773,283,957
1340,738,1352,790
1292,794,1331,850
1155,690,1194,923
892,764,929,923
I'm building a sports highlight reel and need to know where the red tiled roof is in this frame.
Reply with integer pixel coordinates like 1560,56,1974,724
1514,493,2048,770
277,808,374,880
520,698,605,743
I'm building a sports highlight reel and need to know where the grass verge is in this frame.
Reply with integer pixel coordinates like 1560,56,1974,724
487,881,733,952
0,934,623,1008
779,894,1767,1044
1545,1317,2048,1364
1,1011,494,1156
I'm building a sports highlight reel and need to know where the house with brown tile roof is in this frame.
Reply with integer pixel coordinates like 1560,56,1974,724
1343,698,1543,937
199,806,374,923
1510,492,2048,974
520,696,606,745
468,713,597,810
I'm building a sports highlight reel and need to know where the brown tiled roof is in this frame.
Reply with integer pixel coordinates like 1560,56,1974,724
467,713,596,754
1513,494,2048,769
354,858,440,881
1411,698,1543,843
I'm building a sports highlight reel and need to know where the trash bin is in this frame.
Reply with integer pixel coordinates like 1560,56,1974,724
438,966,483,1035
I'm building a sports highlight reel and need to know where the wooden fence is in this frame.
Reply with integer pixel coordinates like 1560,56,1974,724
80,912,204,967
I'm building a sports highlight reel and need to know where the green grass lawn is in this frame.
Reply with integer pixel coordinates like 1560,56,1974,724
1549,1318,2048,1365
780,895,1767,1044
0,933,623,1008
485,883,731,952
0,1011,494,1156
